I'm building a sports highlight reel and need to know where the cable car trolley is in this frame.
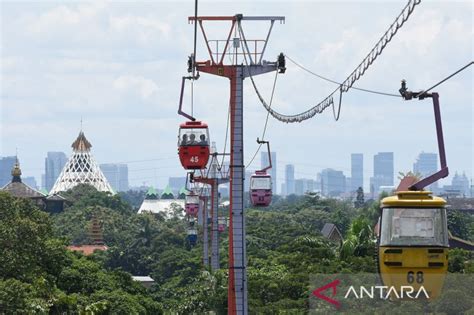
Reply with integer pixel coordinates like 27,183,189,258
249,139,273,207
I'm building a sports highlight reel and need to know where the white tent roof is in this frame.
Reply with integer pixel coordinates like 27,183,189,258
138,199,185,218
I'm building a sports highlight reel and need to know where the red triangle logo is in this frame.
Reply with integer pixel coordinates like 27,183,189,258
312,279,341,309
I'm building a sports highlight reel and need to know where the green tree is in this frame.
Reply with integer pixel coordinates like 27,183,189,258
354,187,365,208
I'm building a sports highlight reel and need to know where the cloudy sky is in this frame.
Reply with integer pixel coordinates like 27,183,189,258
1,0,472,192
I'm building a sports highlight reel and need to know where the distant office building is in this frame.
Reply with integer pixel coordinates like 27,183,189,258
451,172,470,197
168,177,186,191
320,168,346,197
371,152,394,195
413,152,438,192
100,164,129,192
295,178,317,195
351,153,363,192
285,164,295,195
261,151,277,194
281,183,287,196
0,156,16,187
23,176,38,190
44,152,67,192
295,179,305,195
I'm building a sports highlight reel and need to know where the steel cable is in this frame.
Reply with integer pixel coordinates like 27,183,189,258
244,0,421,123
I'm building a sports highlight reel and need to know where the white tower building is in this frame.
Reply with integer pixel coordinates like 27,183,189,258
50,131,114,195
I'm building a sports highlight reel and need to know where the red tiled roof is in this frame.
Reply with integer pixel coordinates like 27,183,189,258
67,245,108,255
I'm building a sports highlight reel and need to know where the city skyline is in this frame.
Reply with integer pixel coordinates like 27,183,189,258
1,2,471,195
2,148,472,196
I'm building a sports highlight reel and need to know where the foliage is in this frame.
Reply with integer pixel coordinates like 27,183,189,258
354,187,365,208
0,191,161,314
448,209,473,241
2,184,473,313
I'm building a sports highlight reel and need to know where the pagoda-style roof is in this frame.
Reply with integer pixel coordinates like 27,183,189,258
146,187,159,199
2,181,46,199
46,193,66,201
72,131,92,152
178,187,187,199
161,185,174,199
1,159,45,199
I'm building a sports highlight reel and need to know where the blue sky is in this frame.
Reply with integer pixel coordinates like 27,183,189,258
1,0,472,192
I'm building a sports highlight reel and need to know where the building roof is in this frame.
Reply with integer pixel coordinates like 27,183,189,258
132,276,154,282
50,130,114,195
2,181,46,199
72,131,92,152
67,245,108,255
138,199,184,218
448,231,474,251
178,187,187,199
1,160,45,199
321,223,336,238
321,223,342,241
145,186,159,199
161,185,174,198
46,193,66,201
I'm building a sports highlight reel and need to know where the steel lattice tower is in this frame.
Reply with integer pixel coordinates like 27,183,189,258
189,14,285,314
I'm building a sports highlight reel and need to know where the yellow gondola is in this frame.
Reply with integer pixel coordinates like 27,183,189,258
378,191,449,299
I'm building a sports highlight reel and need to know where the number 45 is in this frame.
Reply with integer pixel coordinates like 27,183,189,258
190,156,199,163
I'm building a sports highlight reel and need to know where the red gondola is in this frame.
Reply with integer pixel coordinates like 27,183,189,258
178,121,210,169
249,139,273,207
185,192,200,217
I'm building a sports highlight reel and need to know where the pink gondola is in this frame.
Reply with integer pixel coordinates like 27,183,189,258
185,192,200,216
249,139,273,207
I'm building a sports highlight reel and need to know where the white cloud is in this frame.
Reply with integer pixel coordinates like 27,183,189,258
113,75,159,100
109,15,171,44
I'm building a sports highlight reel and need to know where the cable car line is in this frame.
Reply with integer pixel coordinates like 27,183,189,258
285,55,401,97
418,61,473,96
244,0,421,123
244,67,279,169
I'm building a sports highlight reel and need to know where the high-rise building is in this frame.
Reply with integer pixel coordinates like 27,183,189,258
0,156,16,187
351,153,363,192
44,152,68,192
23,176,38,190
285,164,295,195
413,152,438,191
320,168,346,197
371,152,394,194
100,164,129,192
261,151,277,194
295,178,317,195
295,179,305,195
451,172,470,197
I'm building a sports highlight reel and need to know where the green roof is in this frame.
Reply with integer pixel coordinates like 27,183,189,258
146,186,158,196
40,188,49,195
161,185,174,198
177,187,187,199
